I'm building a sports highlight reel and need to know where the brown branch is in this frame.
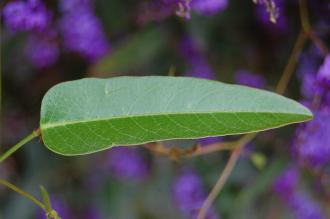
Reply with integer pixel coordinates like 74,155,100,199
197,146,242,219
143,141,237,161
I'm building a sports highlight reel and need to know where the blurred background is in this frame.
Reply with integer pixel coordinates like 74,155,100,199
1,0,330,218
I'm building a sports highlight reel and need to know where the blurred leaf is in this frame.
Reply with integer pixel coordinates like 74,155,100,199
40,76,312,155
250,152,267,170
91,28,165,77
39,185,52,213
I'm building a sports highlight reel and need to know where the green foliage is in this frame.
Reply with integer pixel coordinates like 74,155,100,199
40,76,312,155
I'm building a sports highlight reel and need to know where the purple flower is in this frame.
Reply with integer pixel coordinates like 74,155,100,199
59,9,110,62
190,0,228,16
234,70,266,88
172,170,219,219
2,0,52,32
25,31,59,69
274,168,326,219
273,166,300,200
292,107,330,168
106,146,150,181
287,192,326,219
37,198,73,219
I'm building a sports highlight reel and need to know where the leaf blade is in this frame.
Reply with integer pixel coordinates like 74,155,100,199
40,76,312,155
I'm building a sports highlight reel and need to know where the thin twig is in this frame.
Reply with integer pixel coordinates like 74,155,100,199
197,146,242,219
298,0,311,32
275,30,307,95
0,178,45,210
143,140,238,158
187,142,239,157
0,128,41,163
197,134,256,219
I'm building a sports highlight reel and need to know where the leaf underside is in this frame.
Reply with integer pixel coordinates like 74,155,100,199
40,76,312,155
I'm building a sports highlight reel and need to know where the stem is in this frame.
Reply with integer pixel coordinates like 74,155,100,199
299,0,310,32
197,133,255,219
275,30,307,95
197,146,242,219
0,178,45,210
188,142,239,157
0,128,41,163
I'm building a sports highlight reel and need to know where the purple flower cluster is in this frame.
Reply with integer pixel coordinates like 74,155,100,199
25,31,59,69
58,0,110,62
292,107,330,168
288,193,326,219
292,54,330,169
273,167,326,219
2,0,52,32
172,170,219,219
106,146,150,182
3,0,110,68
234,70,266,89
59,11,110,62
2,0,61,69
273,166,299,199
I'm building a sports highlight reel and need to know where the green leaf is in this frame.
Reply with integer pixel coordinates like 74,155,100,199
40,76,312,155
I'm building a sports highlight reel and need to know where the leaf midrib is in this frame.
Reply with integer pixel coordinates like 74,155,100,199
40,111,311,130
